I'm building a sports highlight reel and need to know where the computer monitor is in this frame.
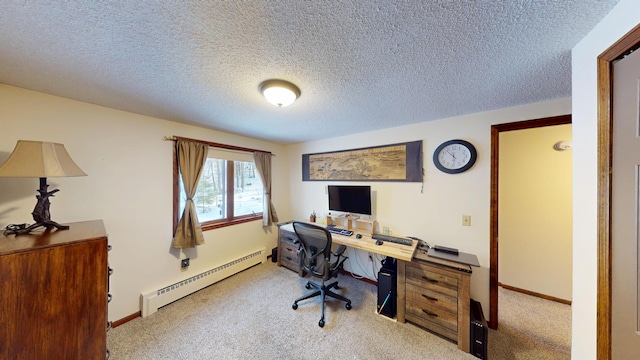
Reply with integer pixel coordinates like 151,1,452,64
327,185,372,215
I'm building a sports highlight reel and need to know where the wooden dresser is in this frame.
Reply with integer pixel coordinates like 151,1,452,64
398,255,472,352
0,220,110,359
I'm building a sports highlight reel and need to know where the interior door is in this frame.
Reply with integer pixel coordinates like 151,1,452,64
611,47,640,358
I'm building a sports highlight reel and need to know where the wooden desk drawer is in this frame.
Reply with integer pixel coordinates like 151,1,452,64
399,258,472,353
278,229,303,275
278,243,300,273
405,265,458,297
280,241,298,260
280,231,298,244
406,283,457,314
280,257,299,272
405,312,458,343
406,298,458,332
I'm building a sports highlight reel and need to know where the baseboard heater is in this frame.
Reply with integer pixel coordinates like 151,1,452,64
141,248,266,317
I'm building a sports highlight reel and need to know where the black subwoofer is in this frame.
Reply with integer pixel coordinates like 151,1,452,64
470,299,488,359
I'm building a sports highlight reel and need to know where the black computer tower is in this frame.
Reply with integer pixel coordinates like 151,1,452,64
470,299,488,359
377,258,397,318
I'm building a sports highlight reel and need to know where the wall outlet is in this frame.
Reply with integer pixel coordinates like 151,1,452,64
181,258,190,268
462,215,471,226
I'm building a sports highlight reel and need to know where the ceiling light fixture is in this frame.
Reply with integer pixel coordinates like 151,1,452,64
259,79,300,107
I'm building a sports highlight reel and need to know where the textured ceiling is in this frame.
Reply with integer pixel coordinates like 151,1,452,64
0,1,620,144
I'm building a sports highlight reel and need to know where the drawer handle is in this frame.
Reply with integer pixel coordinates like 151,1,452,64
286,256,293,261
286,247,293,251
422,309,438,317
421,294,438,302
422,276,438,284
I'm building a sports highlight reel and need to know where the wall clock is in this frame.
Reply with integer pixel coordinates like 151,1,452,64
433,139,477,174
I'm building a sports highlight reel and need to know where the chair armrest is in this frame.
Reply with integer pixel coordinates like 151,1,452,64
329,253,348,276
329,245,348,276
332,245,347,256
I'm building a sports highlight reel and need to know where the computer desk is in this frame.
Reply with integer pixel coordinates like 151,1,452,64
327,230,418,329
277,222,417,316
277,222,472,353
330,230,418,262
334,229,472,353
278,221,416,260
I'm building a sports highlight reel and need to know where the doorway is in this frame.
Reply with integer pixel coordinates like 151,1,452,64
596,23,640,358
489,114,572,329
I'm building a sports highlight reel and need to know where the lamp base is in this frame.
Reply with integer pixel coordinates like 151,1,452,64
4,221,69,235
3,177,69,236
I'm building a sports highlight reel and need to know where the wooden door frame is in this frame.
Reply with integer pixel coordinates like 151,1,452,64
596,24,640,359
489,114,572,329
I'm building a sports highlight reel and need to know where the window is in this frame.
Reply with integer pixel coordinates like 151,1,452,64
175,147,263,231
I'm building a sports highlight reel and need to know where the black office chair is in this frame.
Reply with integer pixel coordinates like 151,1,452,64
291,221,352,327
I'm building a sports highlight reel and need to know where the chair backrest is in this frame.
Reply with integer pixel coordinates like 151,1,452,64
292,221,333,280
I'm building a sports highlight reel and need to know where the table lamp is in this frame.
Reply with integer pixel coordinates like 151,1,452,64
0,140,87,235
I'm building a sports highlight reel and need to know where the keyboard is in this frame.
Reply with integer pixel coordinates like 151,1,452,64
326,225,354,236
371,233,413,246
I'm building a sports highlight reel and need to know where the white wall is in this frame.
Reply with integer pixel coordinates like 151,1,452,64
285,98,572,314
498,125,572,300
571,0,640,358
0,84,290,321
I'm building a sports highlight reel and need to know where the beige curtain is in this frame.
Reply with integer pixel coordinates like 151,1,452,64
253,152,279,226
173,140,208,248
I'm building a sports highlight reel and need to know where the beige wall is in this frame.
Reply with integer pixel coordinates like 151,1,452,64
498,125,572,300
0,84,290,321
0,82,567,322
4,3,632,348
285,98,572,314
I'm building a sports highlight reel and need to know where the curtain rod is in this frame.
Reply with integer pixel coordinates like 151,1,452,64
163,136,273,155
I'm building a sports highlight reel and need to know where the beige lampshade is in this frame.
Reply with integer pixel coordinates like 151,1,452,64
0,140,87,178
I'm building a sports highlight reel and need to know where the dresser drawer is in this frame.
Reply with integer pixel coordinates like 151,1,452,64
406,283,457,314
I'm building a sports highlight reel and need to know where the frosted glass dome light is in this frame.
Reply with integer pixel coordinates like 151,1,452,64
259,79,301,107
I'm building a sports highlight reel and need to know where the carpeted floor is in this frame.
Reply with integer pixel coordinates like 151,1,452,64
489,287,571,359
107,261,570,359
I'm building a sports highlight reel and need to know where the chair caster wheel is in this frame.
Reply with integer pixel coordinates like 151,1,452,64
346,303,352,310
292,303,298,310
319,319,325,328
